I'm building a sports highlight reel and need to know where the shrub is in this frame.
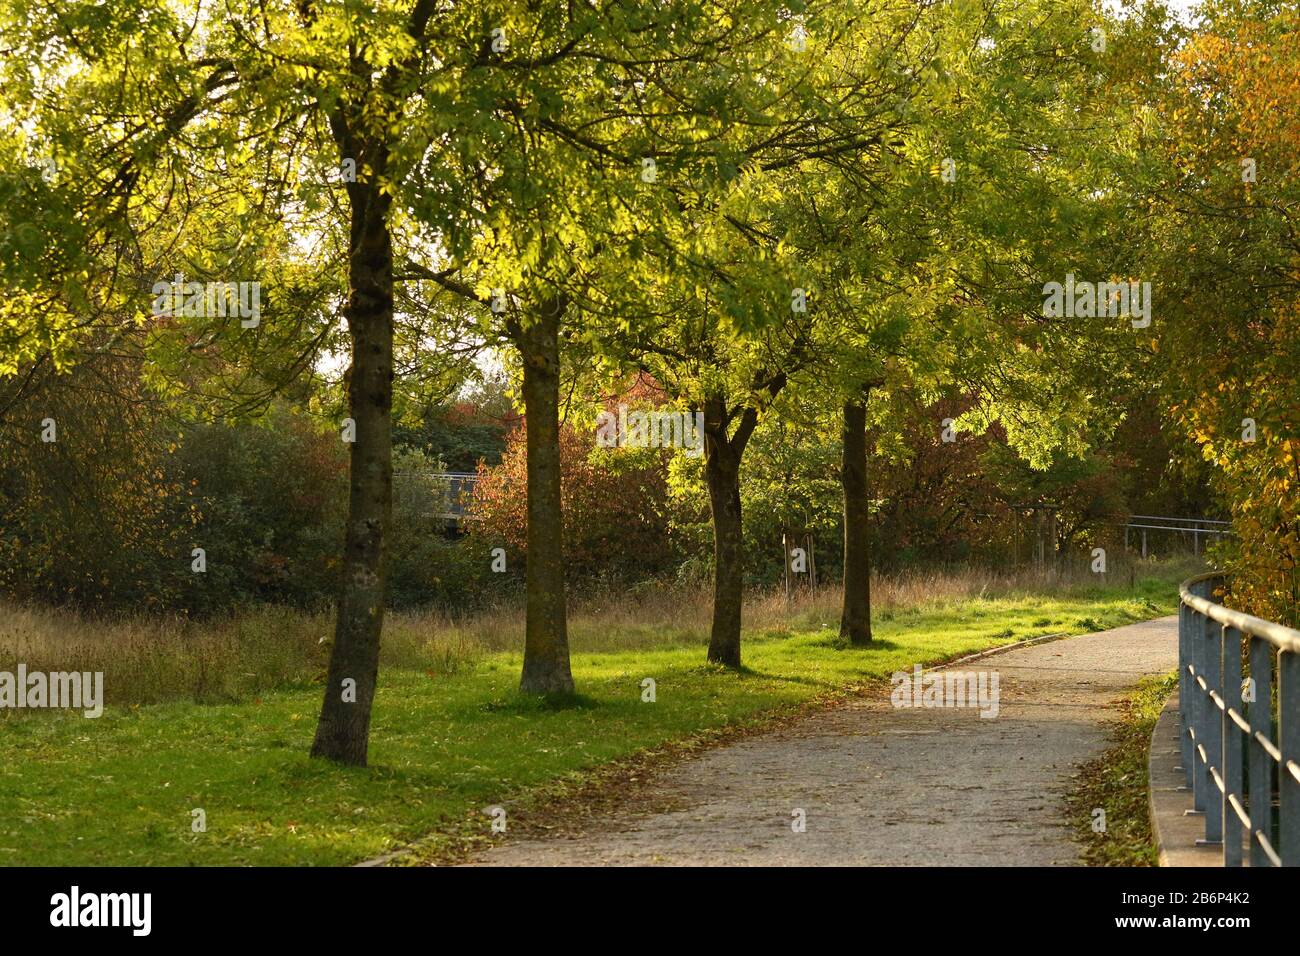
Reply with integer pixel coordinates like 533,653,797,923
472,421,687,583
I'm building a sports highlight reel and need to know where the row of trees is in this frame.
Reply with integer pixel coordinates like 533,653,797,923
3,0,1292,764
0,357,1200,614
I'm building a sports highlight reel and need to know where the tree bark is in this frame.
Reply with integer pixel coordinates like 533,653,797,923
703,395,753,668
311,164,395,766
840,397,873,645
515,302,575,694
310,101,395,765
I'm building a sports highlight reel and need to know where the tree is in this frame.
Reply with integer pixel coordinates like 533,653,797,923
413,0,908,673
592,0,976,666
1143,0,1300,622
839,390,874,641
741,0,1146,643
0,0,519,763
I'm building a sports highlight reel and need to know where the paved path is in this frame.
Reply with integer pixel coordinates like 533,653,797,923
468,616,1178,866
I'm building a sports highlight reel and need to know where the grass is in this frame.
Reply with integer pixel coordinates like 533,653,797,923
1067,670,1179,866
0,560,1190,707
0,562,1191,866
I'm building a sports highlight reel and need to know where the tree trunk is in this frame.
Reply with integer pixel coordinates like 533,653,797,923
704,395,749,668
311,169,394,767
516,302,575,694
840,397,872,645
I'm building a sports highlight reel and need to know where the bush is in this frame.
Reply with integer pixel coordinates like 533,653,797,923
472,421,688,584
0,354,196,611
175,404,348,611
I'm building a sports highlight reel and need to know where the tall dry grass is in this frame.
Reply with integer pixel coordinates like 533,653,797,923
0,557,1195,707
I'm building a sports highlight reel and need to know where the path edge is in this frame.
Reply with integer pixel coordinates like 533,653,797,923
932,630,1071,670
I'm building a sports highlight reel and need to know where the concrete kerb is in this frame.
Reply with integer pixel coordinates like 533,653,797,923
1147,695,1242,866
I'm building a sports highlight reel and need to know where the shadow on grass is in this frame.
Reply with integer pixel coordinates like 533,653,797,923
682,661,747,678
805,636,903,653
481,691,601,714
687,661,853,692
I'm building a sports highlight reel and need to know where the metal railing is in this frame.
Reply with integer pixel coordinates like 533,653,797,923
392,471,480,521
1128,515,1232,558
1179,571,1300,865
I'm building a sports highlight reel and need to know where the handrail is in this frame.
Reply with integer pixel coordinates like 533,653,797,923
1129,522,1233,535
1180,572,1300,654
1133,515,1232,525
1177,571,1300,867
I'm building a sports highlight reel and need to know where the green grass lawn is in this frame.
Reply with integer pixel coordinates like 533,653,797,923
1,580,1178,866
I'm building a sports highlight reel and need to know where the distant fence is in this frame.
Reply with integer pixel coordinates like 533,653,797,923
1179,571,1300,865
1007,509,1231,570
1126,515,1233,559
392,471,479,526
385,482,1231,559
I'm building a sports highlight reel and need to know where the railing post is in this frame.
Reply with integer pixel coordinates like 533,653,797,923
1222,625,1243,865
1249,635,1275,868
1190,581,1211,817
1281,649,1300,866
1191,597,1207,814
1199,603,1223,844
1179,602,1192,788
